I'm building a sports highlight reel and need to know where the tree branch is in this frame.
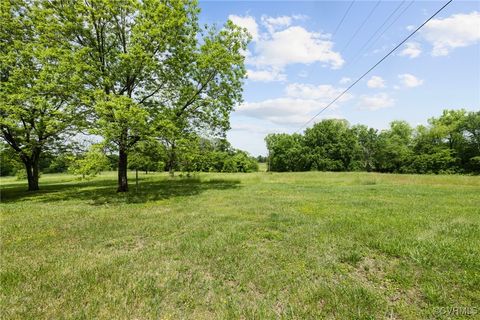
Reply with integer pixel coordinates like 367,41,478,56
137,82,166,105
176,70,216,117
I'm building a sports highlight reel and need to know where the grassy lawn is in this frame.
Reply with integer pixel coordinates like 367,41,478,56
1,171,479,319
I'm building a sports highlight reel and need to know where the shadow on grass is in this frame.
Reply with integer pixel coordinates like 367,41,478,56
0,177,241,205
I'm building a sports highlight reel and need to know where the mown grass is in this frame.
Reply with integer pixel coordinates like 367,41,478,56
1,171,479,319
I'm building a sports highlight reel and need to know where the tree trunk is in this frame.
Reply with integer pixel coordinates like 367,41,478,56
135,169,139,192
24,159,39,191
168,143,176,177
117,148,128,192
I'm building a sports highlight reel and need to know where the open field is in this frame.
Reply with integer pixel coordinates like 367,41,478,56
1,171,479,319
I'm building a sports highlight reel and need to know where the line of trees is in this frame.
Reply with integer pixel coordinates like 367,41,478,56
0,136,258,178
266,109,480,174
163,136,258,174
1,0,251,191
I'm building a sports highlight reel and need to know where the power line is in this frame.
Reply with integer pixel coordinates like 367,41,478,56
347,0,407,65
295,0,454,133
340,0,381,53
350,0,416,66
332,0,356,38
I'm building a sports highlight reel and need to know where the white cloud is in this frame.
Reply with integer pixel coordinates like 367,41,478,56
339,77,351,84
422,11,480,56
358,93,394,111
285,83,350,101
398,73,424,88
292,14,309,21
237,98,321,125
252,26,344,69
261,15,292,33
238,99,342,126
228,15,259,41
236,83,351,125
399,42,422,58
406,25,416,31
260,15,309,33
367,76,386,88
230,14,343,82
263,15,292,27
247,68,286,82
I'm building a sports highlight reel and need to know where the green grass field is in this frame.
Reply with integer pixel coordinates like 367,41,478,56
1,171,479,319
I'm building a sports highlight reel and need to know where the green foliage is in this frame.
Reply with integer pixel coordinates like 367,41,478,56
41,0,249,191
256,155,267,163
266,110,480,174
41,152,74,174
265,133,308,171
405,149,456,174
174,137,258,173
220,151,258,173
129,140,167,173
304,119,358,171
351,125,378,172
375,121,414,173
92,94,149,153
470,156,480,171
1,0,249,192
15,168,28,180
68,144,109,178
0,144,21,176
0,0,85,190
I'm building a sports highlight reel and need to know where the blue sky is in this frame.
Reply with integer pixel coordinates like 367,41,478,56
199,1,480,156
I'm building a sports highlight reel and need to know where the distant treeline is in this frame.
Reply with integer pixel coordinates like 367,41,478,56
0,136,258,177
266,109,480,174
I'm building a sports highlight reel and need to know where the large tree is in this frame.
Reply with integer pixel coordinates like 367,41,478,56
151,19,250,175
303,119,358,171
47,0,249,192
0,0,84,190
265,133,308,172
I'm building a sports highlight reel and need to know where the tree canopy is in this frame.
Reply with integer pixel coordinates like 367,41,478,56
266,110,480,174
1,0,85,190
1,0,250,191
